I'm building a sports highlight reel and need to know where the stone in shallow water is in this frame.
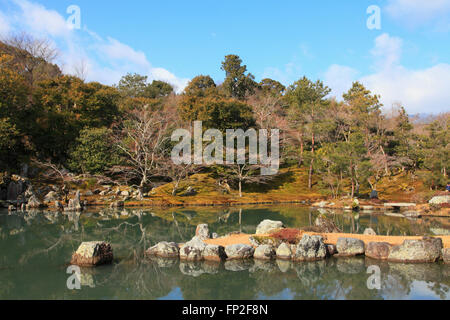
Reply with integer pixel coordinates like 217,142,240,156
254,245,276,260
366,242,391,260
225,244,254,260
255,220,284,235
294,234,327,261
203,244,227,261
70,241,113,267
388,237,443,263
146,241,179,258
336,237,365,256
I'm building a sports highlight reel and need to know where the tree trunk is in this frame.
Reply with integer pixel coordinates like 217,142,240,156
239,180,242,198
299,132,304,167
308,131,315,189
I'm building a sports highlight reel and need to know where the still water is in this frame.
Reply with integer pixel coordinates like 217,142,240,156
0,205,449,300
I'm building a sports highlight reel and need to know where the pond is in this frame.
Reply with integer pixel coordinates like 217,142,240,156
0,205,449,300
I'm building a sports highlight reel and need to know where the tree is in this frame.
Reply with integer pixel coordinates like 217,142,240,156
117,73,173,99
0,118,23,170
68,127,122,174
115,105,172,198
285,77,331,189
221,54,257,100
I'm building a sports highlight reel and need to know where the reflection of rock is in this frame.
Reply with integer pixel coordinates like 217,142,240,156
146,242,179,258
225,244,254,260
294,234,327,261
366,242,391,260
388,237,443,263
336,257,365,274
179,261,220,277
336,238,365,257
250,259,278,273
254,245,276,260
70,241,113,267
294,260,326,286
276,259,292,273
149,256,178,268
256,220,284,235
224,259,254,272
388,262,444,283
276,243,292,260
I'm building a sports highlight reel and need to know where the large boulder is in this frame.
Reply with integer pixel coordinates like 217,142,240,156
276,243,293,260
225,244,254,260
26,194,43,209
254,245,276,260
336,238,365,256
314,216,341,233
70,241,113,267
294,234,327,261
146,242,179,258
388,237,443,263
195,224,210,240
429,196,450,205
366,242,391,260
256,220,284,235
203,245,227,261
180,236,207,261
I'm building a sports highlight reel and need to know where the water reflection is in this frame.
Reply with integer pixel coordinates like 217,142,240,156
0,206,449,300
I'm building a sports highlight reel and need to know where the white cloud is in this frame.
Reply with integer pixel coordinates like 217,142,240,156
324,33,450,114
0,0,189,92
385,0,450,30
324,64,359,99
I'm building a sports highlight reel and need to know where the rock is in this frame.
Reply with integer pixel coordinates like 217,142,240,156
430,228,450,236
203,245,227,261
66,190,83,212
429,195,450,205
312,201,328,208
26,195,43,209
70,241,113,267
195,224,210,240
336,238,365,256
110,201,124,208
211,233,219,239
363,228,377,236
225,244,254,260
254,245,276,260
120,190,130,197
255,220,284,235
8,205,16,211
181,186,197,197
54,201,64,211
276,243,293,260
180,236,207,261
442,248,450,264
366,242,391,260
249,235,282,247
388,237,443,263
84,190,94,196
294,234,327,261
146,242,179,258
44,191,59,202
314,216,341,233
326,244,337,256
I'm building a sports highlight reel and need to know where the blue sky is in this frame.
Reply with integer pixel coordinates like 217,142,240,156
0,0,449,113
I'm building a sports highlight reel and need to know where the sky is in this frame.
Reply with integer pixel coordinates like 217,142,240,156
0,0,449,114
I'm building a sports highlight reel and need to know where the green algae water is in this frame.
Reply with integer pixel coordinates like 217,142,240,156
0,205,449,300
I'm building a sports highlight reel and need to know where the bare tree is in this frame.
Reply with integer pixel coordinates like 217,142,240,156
73,58,88,81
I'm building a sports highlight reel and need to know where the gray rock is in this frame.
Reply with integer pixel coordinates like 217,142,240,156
225,244,254,260
429,195,450,205
195,224,210,240
44,191,59,202
336,238,365,256
366,242,391,260
65,190,83,212
442,248,450,264
211,233,219,239
294,234,327,261
26,195,43,209
254,245,276,260
180,236,207,261
146,242,179,258
70,241,113,267
276,243,293,260
388,237,443,263
363,228,377,236
203,245,227,261
255,220,284,235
